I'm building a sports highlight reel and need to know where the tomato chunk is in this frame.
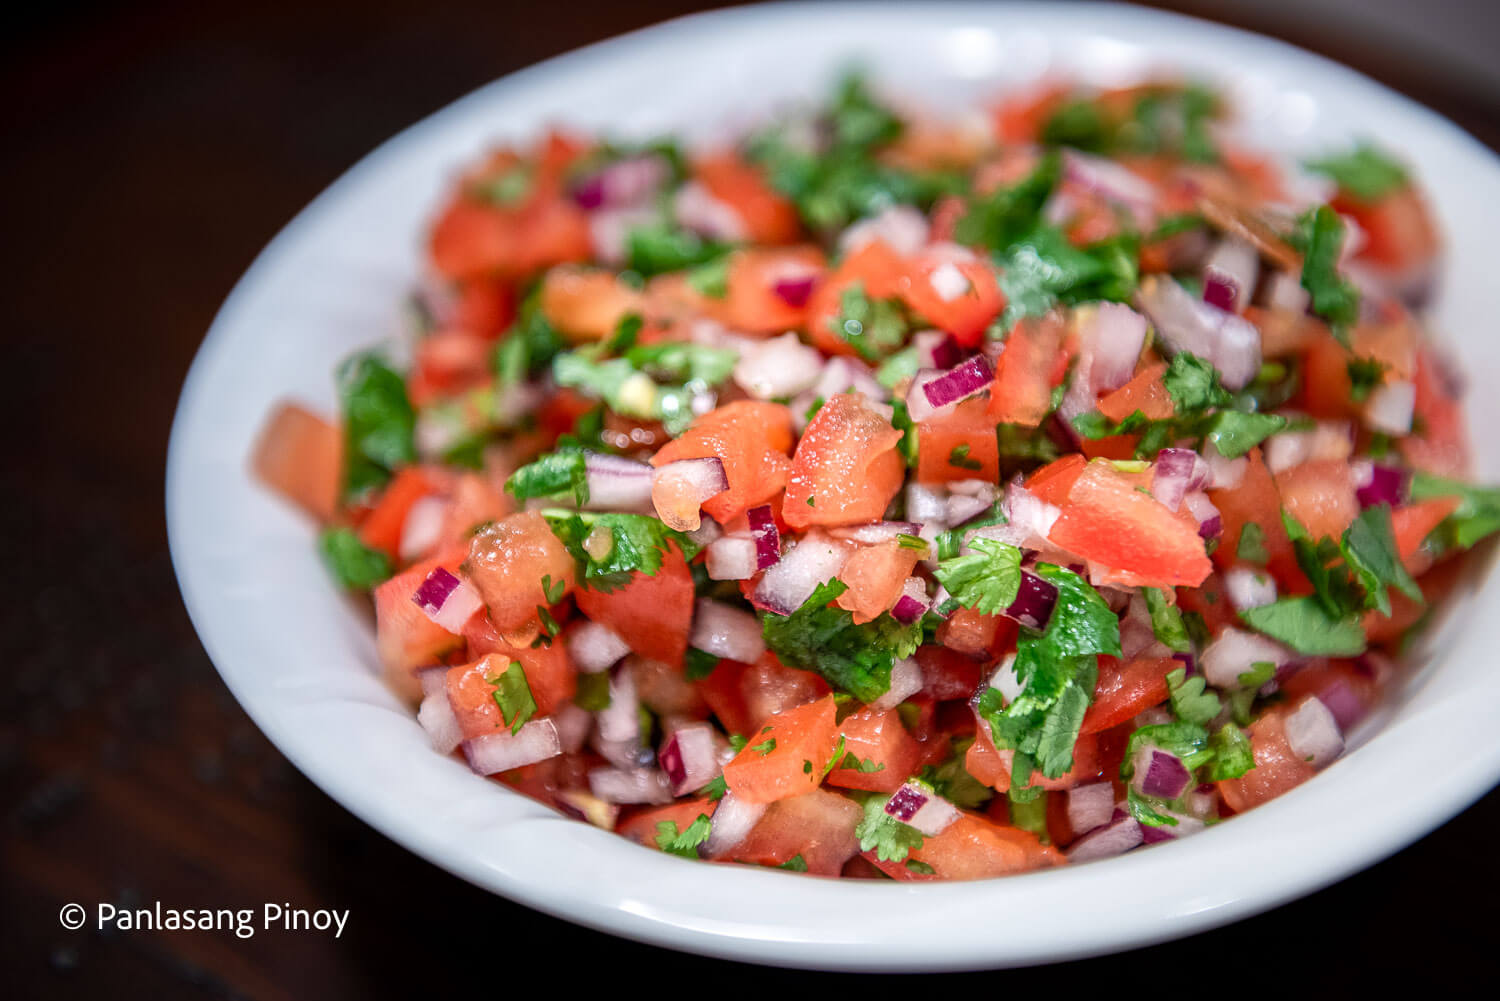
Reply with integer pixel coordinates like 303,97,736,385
651,401,794,524
1049,461,1212,587
917,397,1002,484
465,512,576,633
783,394,904,529
825,708,921,793
722,696,840,804
253,402,342,522
1217,710,1317,813
574,543,694,667
725,789,862,875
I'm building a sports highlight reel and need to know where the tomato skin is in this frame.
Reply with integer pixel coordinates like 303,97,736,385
574,543,694,667
1216,710,1317,813
1391,497,1461,574
722,696,840,804
783,394,905,529
935,607,1016,659
723,246,825,334
1333,186,1439,276
1208,447,1305,592
465,512,577,633
1274,459,1358,542
253,402,343,523
358,466,445,560
1080,656,1175,735
915,645,983,701
1049,461,1212,587
693,152,801,245
825,708,921,793
834,541,922,624
988,315,1066,427
1097,361,1173,423
726,789,862,875
1400,347,1470,477
444,653,514,739
868,813,1063,880
917,397,1001,484
897,254,1004,348
651,401,794,524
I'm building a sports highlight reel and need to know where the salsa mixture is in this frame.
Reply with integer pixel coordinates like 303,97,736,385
253,75,1499,880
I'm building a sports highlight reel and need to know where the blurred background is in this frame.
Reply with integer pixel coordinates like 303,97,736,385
2,1,1496,996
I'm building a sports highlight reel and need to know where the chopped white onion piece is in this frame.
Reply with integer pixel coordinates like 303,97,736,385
1364,379,1416,435
588,766,673,804
754,533,850,615
838,205,929,257
567,620,632,673
703,792,768,857
1223,567,1278,611
1285,696,1345,769
1067,782,1116,836
417,691,463,754
1200,627,1292,688
399,494,447,562
705,535,759,580
461,719,561,775
870,657,923,712
690,598,766,663
734,333,824,400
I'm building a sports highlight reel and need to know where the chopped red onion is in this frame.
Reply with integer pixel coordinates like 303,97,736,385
690,598,766,663
1183,491,1221,539
570,154,669,210
567,620,632,673
1285,696,1344,768
461,718,562,775
838,205,929,257
1062,150,1158,228
399,494,447,562
651,456,729,530
1200,627,1291,688
748,504,782,570
1171,650,1196,677
1353,460,1408,509
829,520,923,545
733,332,824,400
891,577,931,624
417,691,463,754
1140,811,1207,844
552,702,591,755
1315,678,1367,732
754,534,851,615
658,723,721,796
703,792,767,857
871,657,924,712
1136,276,1261,390
1151,448,1212,512
1223,566,1278,611
1201,238,1259,314
1003,570,1058,631
1067,782,1116,836
913,330,964,371
672,180,747,241
588,766,673,805
1364,379,1416,435
772,274,818,307
411,567,485,634
904,368,946,424
884,781,960,836
921,354,994,410
705,535,759,580
555,789,620,829
1067,812,1143,863
1131,746,1193,800
583,452,655,511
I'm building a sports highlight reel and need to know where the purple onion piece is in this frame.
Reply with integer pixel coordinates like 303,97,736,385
1140,823,1176,845
1198,515,1222,540
1355,463,1409,509
921,354,995,409
1315,678,1367,732
772,275,817,308
570,175,606,209
1135,747,1192,800
1202,273,1238,312
884,784,928,823
1171,651,1196,677
1003,570,1058,631
747,504,781,570
891,594,929,624
412,566,461,614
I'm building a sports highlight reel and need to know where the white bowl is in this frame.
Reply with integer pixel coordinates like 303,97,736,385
167,1,1500,970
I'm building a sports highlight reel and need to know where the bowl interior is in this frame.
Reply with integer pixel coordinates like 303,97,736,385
167,1,1500,971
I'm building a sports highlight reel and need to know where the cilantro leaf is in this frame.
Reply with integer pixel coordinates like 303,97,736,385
626,223,728,276
1122,721,1214,777
336,353,416,501
839,751,887,774
1297,206,1361,334
995,226,1138,327
1304,144,1409,203
932,537,1024,616
1162,352,1232,413
317,527,392,590
828,283,908,361
1346,357,1388,403
955,152,1060,253
1239,595,1366,655
917,742,994,810
491,663,537,735
761,580,898,703
779,854,809,872
506,447,589,506
854,794,925,863
494,287,566,386
1237,522,1270,565
655,813,713,858
1206,722,1256,781
684,647,721,681
1341,504,1421,616
1143,587,1192,653
573,671,612,712
625,342,737,385
1166,667,1221,727
1408,472,1500,549
542,511,700,592
1024,564,1123,662
1206,411,1287,458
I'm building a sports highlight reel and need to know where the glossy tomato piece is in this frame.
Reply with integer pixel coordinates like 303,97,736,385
357,466,447,560
988,314,1067,427
372,544,470,699
1274,459,1358,542
825,708,921,793
1080,656,1175,735
460,617,577,717
253,402,343,523
1096,360,1173,423
898,254,1004,348
465,512,576,633
1208,447,1305,591
834,540,922,624
722,696,840,804
868,813,1062,881
1049,461,1212,587
651,401,794,524
783,393,905,530
917,397,1002,485
693,152,801,245
1216,710,1317,813
616,797,718,850
573,542,694,667
539,266,644,341
723,246,825,334
723,789,862,875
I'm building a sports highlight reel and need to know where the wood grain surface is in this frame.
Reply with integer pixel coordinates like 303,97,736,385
2,2,1495,996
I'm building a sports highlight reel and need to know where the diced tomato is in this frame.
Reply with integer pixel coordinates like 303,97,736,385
1208,447,1304,591
869,813,1063,881
965,723,1011,790
1026,454,1087,506
437,473,511,551
358,466,445,560
825,708,921,793
696,655,831,737
429,186,589,281
444,653,514,739
465,512,576,633
1333,186,1439,277
1400,347,1470,477
834,541,922,625
616,797,718,850
501,753,593,812
1096,361,1173,423
651,401,794,524
451,278,515,340
539,266,644,341
724,789,862,875
914,645,983,701
693,152,801,245
459,615,576,717
1278,659,1378,730
372,544,470,699
1081,656,1175,735
783,393,905,529
936,607,1016,659
988,314,1066,427
917,397,1001,484
1077,434,1141,461
1391,497,1461,573
722,695,840,804
992,84,1069,145
574,543,694,667
806,240,907,356
633,656,710,718
1298,333,1359,420
252,402,342,522
898,254,1004,348
723,246,825,334
1216,710,1317,813
1274,458,1358,542
1049,461,1212,587
1176,573,1239,636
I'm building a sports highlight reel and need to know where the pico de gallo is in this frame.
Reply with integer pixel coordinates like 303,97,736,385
253,74,1499,880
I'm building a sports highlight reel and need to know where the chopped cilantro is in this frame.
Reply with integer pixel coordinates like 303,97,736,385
1239,595,1366,655
854,794,925,863
829,283,908,361
626,223,728,276
1409,472,1500,549
336,353,416,501
506,447,589,506
779,854,809,872
625,341,737,385
686,254,732,298
1166,667,1221,727
1304,144,1409,203
1122,721,1214,778
751,737,777,757
932,537,1024,616
1143,587,1192,653
1163,352,1233,413
542,511,700,592
1346,357,1388,402
1237,522,1270,565
573,671,612,712
1341,504,1421,616
948,442,983,471
317,527,392,590
890,398,920,468
655,813,713,858
491,663,537,735
684,647,721,681
761,579,922,703
1207,411,1287,459
1206,722,1256,780
1297,206,1361,335
876,345,920,390
904,859,937,876
838,751,887,774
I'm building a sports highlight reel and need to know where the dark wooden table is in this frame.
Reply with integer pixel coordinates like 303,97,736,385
4,2,1496,996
